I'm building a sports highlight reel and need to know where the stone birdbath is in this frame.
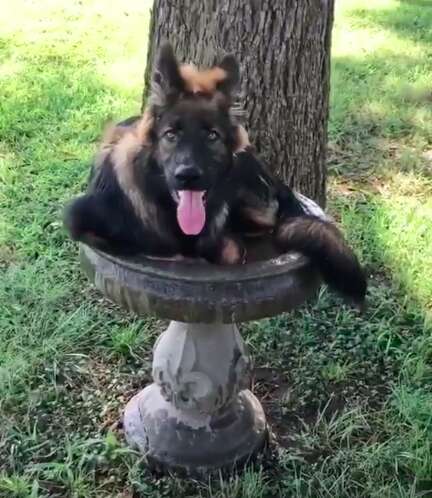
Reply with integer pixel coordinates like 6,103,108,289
80,237,320,476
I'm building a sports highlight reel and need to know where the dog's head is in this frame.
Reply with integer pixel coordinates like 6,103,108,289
141,44,249,235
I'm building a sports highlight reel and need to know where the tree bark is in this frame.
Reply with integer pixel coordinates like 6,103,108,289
143,0,334,206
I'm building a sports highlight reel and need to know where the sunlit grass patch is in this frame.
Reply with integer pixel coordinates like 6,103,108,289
331,0,432,148
335,175,432,314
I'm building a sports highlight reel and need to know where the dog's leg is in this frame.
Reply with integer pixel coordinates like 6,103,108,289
64,193,145,255
198,234,246,265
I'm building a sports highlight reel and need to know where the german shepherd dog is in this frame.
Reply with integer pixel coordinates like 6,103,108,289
64,44,367,306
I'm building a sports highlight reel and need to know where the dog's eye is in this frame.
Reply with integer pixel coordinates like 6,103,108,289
164,129,177,142
207,129,220,142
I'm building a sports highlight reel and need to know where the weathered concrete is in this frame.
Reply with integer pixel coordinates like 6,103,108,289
80,241,320,475
80,244,320,324
124,322,266,475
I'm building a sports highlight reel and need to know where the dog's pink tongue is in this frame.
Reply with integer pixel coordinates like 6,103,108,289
176,190,206,235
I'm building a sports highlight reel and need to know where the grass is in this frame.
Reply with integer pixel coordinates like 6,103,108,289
1,0,432,496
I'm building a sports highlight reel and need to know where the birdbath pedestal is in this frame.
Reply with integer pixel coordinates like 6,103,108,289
80,242,320,476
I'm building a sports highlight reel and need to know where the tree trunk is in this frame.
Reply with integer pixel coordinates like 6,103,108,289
143,0,335,207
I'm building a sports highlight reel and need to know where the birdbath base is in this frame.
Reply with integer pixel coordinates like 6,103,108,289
123,321,267,475
79,243,321,475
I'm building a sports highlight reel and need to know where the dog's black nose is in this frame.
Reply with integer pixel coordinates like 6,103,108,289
174,166,202,185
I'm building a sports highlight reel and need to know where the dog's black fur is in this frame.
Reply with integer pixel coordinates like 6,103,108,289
223,150,367,305
65,44,246,264
64,44,367,306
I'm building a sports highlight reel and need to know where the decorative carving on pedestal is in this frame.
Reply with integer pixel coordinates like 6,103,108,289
123,321,267,475
153,322,251,413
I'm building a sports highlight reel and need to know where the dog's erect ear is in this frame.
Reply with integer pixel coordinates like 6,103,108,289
216,54,240,96
151,43,185,107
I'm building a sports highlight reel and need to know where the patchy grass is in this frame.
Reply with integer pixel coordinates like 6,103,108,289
1,0,432,496
330,0,432,327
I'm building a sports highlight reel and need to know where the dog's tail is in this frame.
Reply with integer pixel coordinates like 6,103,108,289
275,215,367,307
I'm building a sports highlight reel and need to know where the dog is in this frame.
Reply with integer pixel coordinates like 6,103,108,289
64,43,367,306
64,44,250,264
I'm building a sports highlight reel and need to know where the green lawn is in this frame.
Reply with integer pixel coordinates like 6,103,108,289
1,0,432,496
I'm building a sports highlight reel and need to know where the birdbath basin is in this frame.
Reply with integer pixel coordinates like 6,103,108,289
80,239,320,476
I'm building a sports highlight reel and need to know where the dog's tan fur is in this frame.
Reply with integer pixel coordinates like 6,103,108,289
179,64,227,95
94,111,165,237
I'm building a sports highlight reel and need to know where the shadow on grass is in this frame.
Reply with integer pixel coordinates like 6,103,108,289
330,1,432,179
330,54,432,180
330,0,432,319
243,249,432,493
321,2,432,488
331,54,431,134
